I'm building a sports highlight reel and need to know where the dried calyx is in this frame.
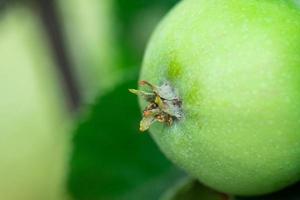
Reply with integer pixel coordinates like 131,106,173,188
129,80,183,132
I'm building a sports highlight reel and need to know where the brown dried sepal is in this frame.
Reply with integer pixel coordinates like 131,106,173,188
129,80,183,132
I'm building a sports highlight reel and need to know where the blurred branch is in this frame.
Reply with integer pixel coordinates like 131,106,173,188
36,0,82,113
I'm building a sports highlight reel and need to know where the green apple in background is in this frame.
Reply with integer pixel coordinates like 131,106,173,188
0,7,70,200
138,0,300,196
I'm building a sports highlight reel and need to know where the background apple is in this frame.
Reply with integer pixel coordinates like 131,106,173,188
139,0,300,196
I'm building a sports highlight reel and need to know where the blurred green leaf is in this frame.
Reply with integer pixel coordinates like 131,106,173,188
161,178,232,200
114,0,179,70
235,182,300,200
68,78,185,200
160,178,300,200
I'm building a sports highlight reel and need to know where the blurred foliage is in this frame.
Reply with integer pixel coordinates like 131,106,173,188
0,5,71,200
57,0,123,102
56,0,180,102
114,0,179,69
161,178,233,200
159,178,300,200
68,78,186,200
235,182,300,200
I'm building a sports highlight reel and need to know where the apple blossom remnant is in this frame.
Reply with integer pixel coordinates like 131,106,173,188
129,80,183,132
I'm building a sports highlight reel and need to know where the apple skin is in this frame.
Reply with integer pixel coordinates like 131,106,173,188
139,0,300,196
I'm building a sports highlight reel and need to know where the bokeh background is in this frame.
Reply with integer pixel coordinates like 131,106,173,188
0,0,181,200
2,0,300,200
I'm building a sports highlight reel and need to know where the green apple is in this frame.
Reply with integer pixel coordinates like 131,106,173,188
138,0,300,196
